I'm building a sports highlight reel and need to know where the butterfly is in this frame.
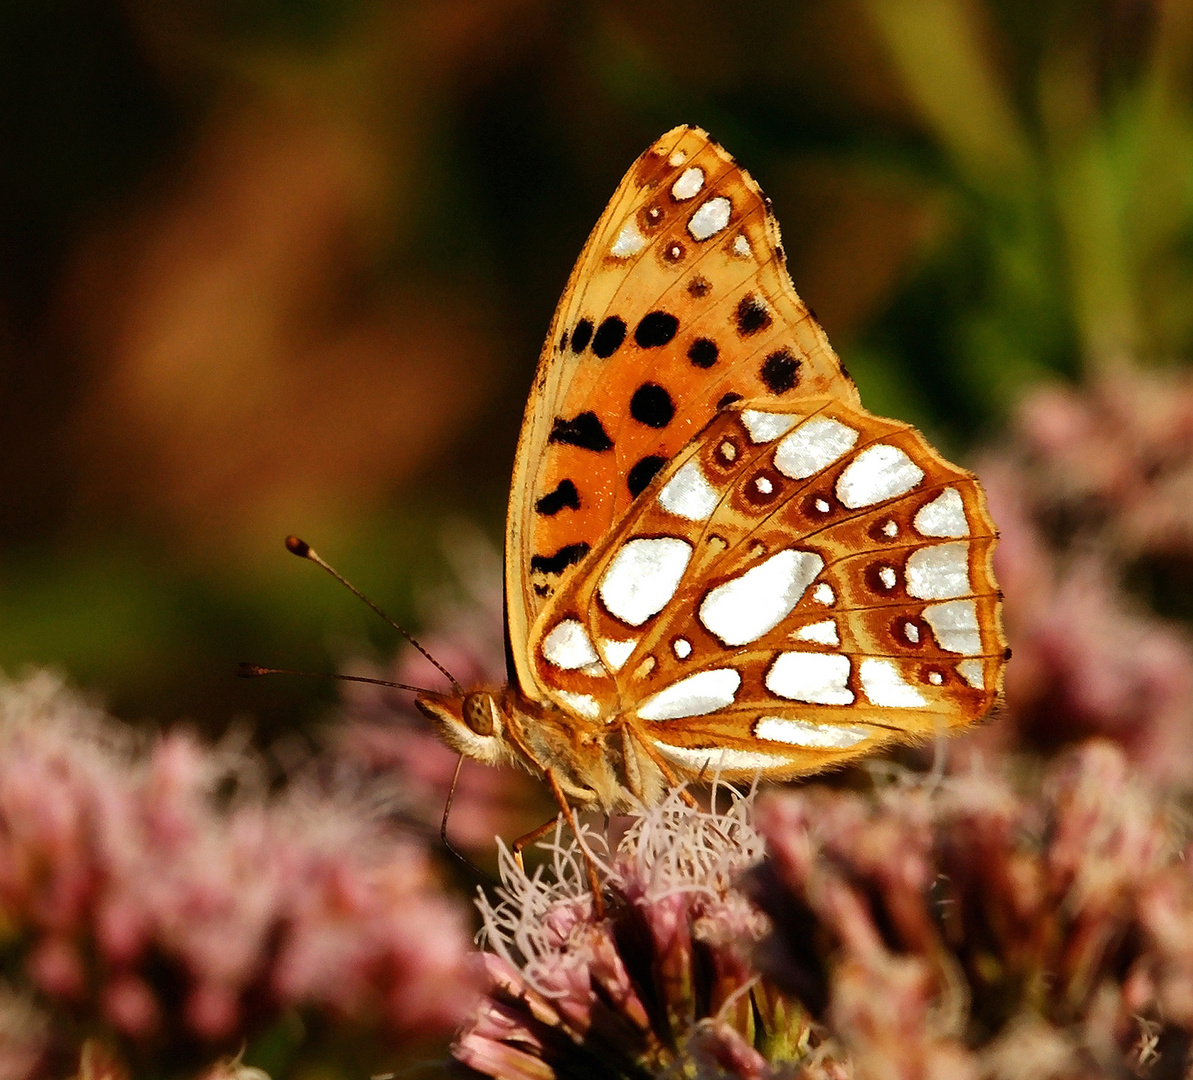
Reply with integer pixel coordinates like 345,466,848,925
417,126,1005,841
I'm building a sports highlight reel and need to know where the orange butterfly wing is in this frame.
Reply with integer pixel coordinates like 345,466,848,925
527,398,1005,782
506,126,858,702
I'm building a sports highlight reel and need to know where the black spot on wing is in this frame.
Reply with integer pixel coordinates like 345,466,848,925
663,241,685,263
864,563,900,595
535,479,580,516
634,311,679,348
717,392,742,410
548,412,613,452
760,348,800,393
627,455,666,497
801,491,835,518
687,277,711,298
735,294,772,336
592,316,627,358
641,203,665,231
571,319,593,353
743,469,783,507
688,338,718,368
531,543,591,576
892,616,927,650
629,383,675,428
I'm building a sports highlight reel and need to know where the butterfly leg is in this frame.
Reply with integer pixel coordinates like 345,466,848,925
545,770,608,916
511,818,606,919
629,729,700,808
511,817,563,871
512,770,606,917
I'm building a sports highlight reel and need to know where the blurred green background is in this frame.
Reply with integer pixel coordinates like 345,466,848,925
2,0,1191,737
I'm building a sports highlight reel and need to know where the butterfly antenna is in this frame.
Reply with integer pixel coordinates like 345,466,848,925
284,536,463,694
440,753,496,885
235,663,432,695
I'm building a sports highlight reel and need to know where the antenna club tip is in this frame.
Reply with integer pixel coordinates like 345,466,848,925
236,663,267,678
285,536,311,558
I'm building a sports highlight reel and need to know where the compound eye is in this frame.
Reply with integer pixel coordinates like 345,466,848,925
462,692,496,736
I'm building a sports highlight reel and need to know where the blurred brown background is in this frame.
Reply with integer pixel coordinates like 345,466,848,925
3,0,1191,737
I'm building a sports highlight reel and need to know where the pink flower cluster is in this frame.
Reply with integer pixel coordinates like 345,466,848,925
0,671,478,1076
454,789,825,1080
455,742,1193,1079
752,741,1193,1079
978,370,1193,782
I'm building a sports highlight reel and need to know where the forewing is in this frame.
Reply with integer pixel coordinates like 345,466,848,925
527,397,1005,782
506,126,858,700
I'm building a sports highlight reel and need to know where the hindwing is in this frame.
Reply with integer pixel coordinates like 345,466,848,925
526,398,1005,780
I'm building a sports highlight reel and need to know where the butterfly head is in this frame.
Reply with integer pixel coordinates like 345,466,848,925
416,688,521,768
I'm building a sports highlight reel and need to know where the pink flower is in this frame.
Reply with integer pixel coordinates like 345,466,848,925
0,671,479,1078
751,741,1193,1079
972,369,1193,782
454,787,813,1079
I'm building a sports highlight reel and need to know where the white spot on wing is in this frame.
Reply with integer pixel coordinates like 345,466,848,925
600,637,638,671
882,520,898,538
795,620,839,646
688,196,732,241
755,716,868,749
878,566,898,590
611,219,647,258
836,444,925,508
659,459,720,520
928,670,944,685
637,668,741,721
914,488,969,538
671,167,705,200
766,652,853,705
556,690,601,720
668,149,687,166
773,418,859,479
732,234,751,258
652,742,792,772
904,621,921,644
956,659,985,688
813,582,835,605
740,409,798,443
599,537,692,627
922,599,981,654
859,659,925,707
672,637,692,659
541,619,599,670
906,543,971,600
699,549,825,646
